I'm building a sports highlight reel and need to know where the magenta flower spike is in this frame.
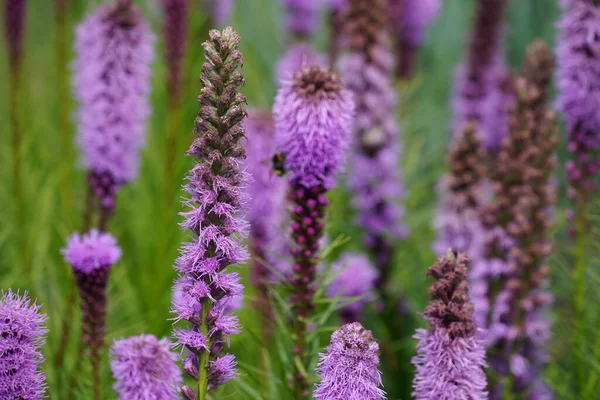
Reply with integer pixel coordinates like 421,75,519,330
62,229,121,396
281,0,319,41
556,0,600,223
0,290,48,400
340,0,407,295
314,322,385,400
73,1,154,227
412,251,488,400
452,0,509,151
169,27,247,400
162,0,188,106
273,65,353,396
389,0,441,78
110,334,182,400
3,0,26,70
327,253,378,324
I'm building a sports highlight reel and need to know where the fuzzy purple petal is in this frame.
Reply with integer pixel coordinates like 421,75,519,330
61,229,122,274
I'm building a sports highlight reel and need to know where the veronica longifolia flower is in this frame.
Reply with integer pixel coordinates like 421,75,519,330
110,334,182,400
314,322,385,400
73,1,154,211
412,251,488,400
0,290,48,400
170,27,247,398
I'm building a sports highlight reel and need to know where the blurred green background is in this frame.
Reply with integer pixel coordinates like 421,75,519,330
1,0,598,399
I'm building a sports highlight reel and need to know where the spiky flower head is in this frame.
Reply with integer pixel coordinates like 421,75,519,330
314,322,385,400
171,27,247,394
327,253,378,323
0,290,47,400
73,1,154,187
281,0,319,40
276,43,326,83
162,0,188,104
110,334,182,400
61,229,122,274
556,0,600,212
412,251,488,400
274,65,354,189
3,0,26,69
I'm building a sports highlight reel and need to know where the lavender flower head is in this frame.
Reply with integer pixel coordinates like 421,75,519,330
276,43,326,83
396,0,441,47
61,229,122,274
73,1,154,207
110,334,182,400
314,322,385,400
327,253,378,323
556,0,600,209
281,0,320,40
170,27,247,397
0,290,48,400
274,66,354,189
412,251,488,400
3,0,26,68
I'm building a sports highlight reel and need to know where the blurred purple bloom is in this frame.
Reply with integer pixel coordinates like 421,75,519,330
170,27,247,393
314,322,385,400
556,0,600,208
110,334,182,400
0,290,47,400
3,0,26,68
281,0,319,39
162,0,187,104
412,252,488,400
276,43,326,83
274,66,354,189
327,253,378,323
200,0,234,25
73,2,154,185
61,229,122,274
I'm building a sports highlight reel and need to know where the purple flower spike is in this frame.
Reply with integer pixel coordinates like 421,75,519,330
274,65,353,396
412,251,488,400
62,229,121,394
452,0,509,151
110,334,182,400
340,0,407,294
3,0,26,69
0,290,48,400
327,253,378,324
389,0,441,78
73,1,154,215
314,322,385,400
281,0,319,40
556,0,600,220
162,0,188,105
170,27,247,396
200,0,235,26
276,43,326,83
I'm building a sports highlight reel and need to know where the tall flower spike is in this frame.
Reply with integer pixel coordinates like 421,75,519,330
281,0,319,41
556,0,600,227
327,253,379,324
273,65,353,397
477,41,556,399
62,229,121,399
4,0,26,70
0,290,48,400
162,0,188,106
73,1,154,228
110,334,182,400
389,0,442,78
412,251,488,400
170,27,247,400
340,0,408,304
244,110,290,337
452,0,509,151
314,322,385,400
433,122,486,258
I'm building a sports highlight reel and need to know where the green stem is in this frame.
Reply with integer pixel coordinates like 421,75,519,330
573,195,589,394
197,299,213,400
